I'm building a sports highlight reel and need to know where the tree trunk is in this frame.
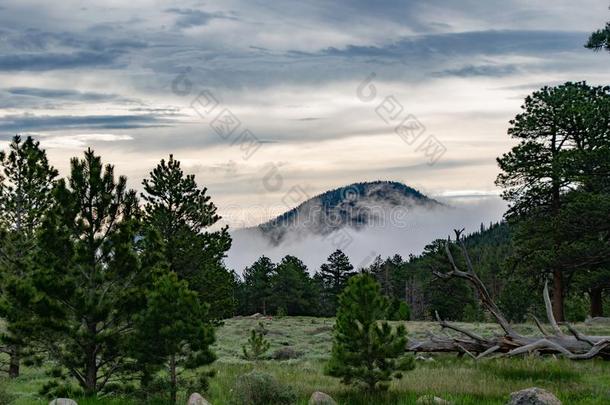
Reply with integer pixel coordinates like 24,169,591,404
8,345,19,378
84,322,97,396
590,287,604,318
552,270,565,322
169,354,177,405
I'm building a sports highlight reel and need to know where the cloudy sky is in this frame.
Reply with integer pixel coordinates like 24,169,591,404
0,0,608,227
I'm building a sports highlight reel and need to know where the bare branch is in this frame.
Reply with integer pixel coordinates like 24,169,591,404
435,311,487,343
476,345,501,360
543,281,564,336
531,315,552,337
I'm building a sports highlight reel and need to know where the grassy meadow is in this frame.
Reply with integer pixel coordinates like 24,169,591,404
4,317,610,404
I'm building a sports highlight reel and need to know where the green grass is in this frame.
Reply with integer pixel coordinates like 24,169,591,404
4,317,610,404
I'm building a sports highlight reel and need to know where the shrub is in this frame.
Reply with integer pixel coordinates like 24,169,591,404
242,323,271,360
565,294,588,322
0,379,15,405
387,298,410,321
232,370,296,405
271,347,302,360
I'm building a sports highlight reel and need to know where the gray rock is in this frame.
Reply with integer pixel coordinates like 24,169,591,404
187,393,211,405
308,391,337,405
507,387,562,405
416,395,452,404
49,399,78,405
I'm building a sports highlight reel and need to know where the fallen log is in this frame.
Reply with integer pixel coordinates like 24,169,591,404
406,229,610,360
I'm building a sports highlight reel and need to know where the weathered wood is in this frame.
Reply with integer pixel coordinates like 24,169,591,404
407,230,610,360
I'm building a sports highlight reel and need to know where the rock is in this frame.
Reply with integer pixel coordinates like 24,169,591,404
507,387,562,405
187,393,211,405
416,395,452,404
415,354,436,362
49,399,78,405
308,391,337,405
249,312,263,319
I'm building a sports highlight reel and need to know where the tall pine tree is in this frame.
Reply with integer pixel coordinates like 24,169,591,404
496,82,610,321
141,155,232,312
0,135,57,378
26,149,145,396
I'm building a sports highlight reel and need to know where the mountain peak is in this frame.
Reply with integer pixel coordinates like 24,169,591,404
258,181,442,245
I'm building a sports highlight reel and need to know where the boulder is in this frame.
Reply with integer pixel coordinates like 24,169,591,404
49,399,78,405
308,391,337,405
507,387,561,405
416,395,452,404
187,393,211,405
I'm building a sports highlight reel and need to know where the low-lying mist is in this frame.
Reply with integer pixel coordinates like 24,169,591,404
226,196,508,274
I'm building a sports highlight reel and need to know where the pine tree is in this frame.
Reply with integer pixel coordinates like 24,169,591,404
496,82,610,321
586,21,610,52
271,256,318,316
242,322,270,361
242,256,275,315
316,250,356,315
325,274,414,391
141,155,232,295
139,155,230,396
131,271,216,405
25,149,145,396
0,135,58,378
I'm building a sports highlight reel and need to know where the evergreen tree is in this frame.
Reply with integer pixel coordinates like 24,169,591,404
316,250,356,315
242,256,275,315
131,271,216,405
271,256,318,316
0,136,57,378
496,82,610,321
25,149,144,396
325,274,414,391
141,155,232,317
586,20,610,52
198,265,238,319
242,323,270,361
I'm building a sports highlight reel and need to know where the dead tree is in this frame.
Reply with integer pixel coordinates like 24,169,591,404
407,230,610,360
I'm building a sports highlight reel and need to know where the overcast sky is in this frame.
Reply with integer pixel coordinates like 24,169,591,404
0,0,608,227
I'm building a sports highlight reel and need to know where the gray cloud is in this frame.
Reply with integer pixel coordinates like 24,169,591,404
317,30,585,59
0,50,124,71
165,8,238,28
433,64,520,78
0,113,175,133
6,87,139,103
